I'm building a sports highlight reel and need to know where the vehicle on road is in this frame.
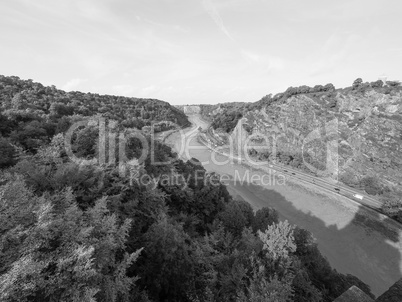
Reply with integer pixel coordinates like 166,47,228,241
353,194,364,200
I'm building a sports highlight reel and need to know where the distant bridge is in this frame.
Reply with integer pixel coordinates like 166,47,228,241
175,105,201,114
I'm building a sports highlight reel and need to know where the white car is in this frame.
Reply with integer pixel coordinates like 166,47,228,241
353,194,364,200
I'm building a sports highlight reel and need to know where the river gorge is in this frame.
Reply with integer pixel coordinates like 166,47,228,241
165,114,402,297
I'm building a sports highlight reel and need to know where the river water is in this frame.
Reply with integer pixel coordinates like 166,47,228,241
164,114,402,297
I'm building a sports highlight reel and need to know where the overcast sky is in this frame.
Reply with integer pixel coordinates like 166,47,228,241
1,0,401,104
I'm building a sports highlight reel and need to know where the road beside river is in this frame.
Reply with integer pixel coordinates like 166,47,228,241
165,114,402,297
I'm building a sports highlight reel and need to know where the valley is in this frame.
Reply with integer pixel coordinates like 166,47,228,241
2,0,402,299
166,113,402,296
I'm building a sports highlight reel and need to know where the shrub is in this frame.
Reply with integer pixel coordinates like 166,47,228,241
323,83,335,91
353,78,363,88
381,194,402,223
386,80,401,87
340,171,360,187
360,176,383,195
370,80,383,88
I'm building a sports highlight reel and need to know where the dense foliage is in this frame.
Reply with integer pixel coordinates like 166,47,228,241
0,75,189,136
0,76,374,301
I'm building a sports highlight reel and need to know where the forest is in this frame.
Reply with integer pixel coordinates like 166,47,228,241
0,75,374,301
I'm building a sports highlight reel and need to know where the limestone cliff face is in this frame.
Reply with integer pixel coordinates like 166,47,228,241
230,89,402,186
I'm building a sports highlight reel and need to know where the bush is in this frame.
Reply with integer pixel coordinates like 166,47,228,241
360,176,383,195
323,83,335,91
353,78,363,88
386,80,401,87
328,98,337,108
340,171,360,187
370,80,383,88
381,194,402,223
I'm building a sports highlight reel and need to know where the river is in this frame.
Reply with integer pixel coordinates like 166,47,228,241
165,114,402,297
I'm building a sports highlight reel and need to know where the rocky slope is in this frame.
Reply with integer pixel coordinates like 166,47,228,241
203,81,402,211
245,88,401,185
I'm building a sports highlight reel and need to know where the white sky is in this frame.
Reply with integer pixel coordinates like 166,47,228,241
1,0,401,104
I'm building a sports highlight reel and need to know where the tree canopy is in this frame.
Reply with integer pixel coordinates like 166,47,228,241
0,75,375,302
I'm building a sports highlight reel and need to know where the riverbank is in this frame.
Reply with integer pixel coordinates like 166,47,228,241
197,133,402,241
165,114,402,297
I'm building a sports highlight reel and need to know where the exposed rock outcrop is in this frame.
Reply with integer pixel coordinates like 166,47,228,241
228,88,402,187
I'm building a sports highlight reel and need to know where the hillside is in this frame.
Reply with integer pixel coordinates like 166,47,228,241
201,79,402,222
0,75,190,167
0,75,190,131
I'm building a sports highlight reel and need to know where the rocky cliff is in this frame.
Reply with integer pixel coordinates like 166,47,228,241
219,84,402,193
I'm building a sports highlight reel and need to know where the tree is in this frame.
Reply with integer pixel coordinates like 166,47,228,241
381,194,402,223
340,171,360,187
353,78,363,88
323,83,335,91
313,85,324,92
218,199,254,237
298,85,311,94
9,120,49,153
291,265,322,302
327,98,337,108
252,207,279,233
370,80,384,88
386,80,401,87
0,181,143,302
72,124,99,159
49,102,74,117
258,220,296,263
293,227,315,256
237,257,294,302
11,93,27,110
360,176,383,195
140,214,197,301
0,138,16,168
0,113,16,136
237,222,297,302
